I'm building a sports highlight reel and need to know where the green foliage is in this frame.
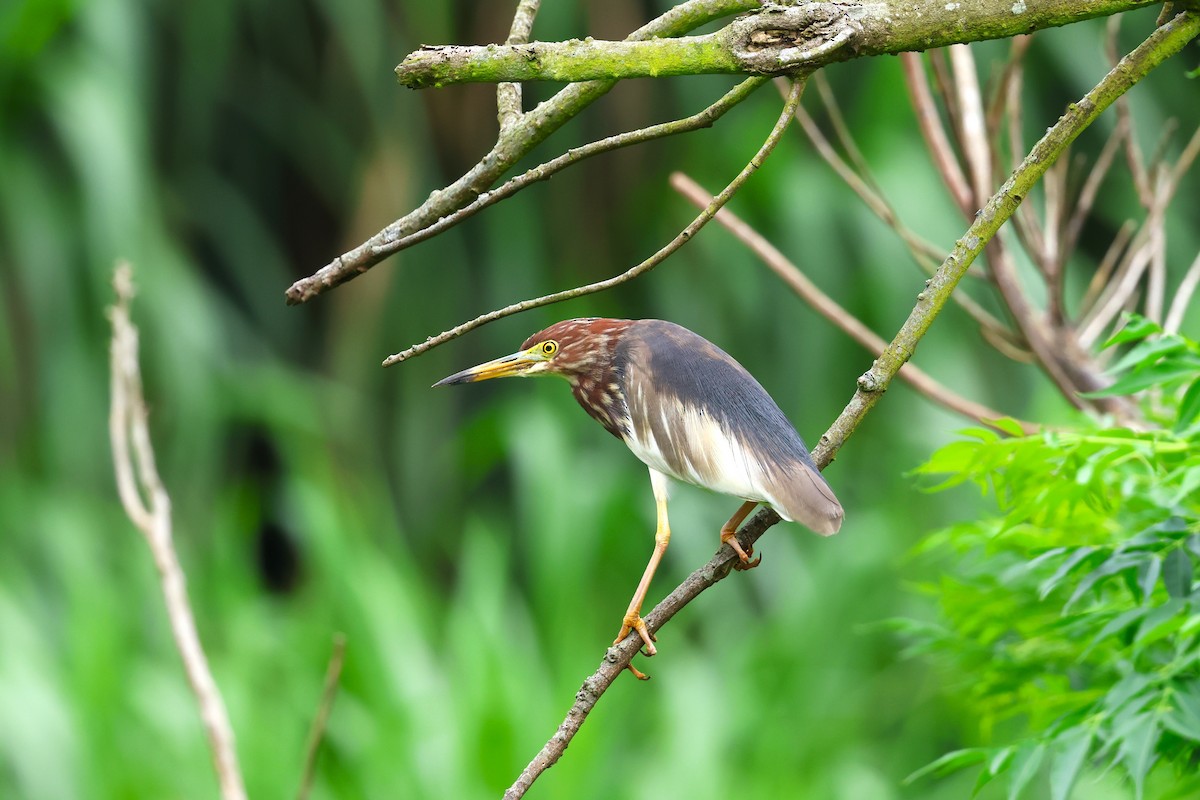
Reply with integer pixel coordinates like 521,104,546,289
904,319,1200,799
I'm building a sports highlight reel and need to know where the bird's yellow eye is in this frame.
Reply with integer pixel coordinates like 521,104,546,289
539,340,558,357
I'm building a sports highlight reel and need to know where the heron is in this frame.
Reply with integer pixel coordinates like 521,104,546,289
435,318,843,671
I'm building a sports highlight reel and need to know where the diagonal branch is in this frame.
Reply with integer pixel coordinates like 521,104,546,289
109,264,247,800
357,76,767,284
670,171,1038,435
382,77,803,367
503,12,1200,797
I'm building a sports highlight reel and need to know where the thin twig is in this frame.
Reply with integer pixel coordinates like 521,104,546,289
297,634,348,800
901,52,974,216
1146,168,1168,324
812,73,877,191
671,171,1038,435
949,44,992,206
984,35,1033,154
1165,248,1200,334
108,263,247,800
382,77,806,367
792,104,947,268
497,0,542,131
505,14,1200,798
1108,16,1153,206
1061,116,1127,265
358,77,766,274
1078,184,1166,346
1079,218,1135,317
1043,157,1069,323
786,82,1022,348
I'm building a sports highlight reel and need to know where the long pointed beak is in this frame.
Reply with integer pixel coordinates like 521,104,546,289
433,350,542,387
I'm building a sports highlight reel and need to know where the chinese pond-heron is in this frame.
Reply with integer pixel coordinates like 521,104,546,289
436,318,843,671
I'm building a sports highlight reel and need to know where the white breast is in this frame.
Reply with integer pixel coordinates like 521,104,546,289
620,403,780,512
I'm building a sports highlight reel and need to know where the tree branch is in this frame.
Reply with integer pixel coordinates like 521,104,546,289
285,0,760,305
670,171,1038,435
497,0,542,131
503,11,1200,796
108,264,247,800
398,1,1159,87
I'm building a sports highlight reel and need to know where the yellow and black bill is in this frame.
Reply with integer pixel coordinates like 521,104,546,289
433,350,545,387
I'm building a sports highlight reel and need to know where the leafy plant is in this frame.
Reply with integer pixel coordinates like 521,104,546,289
903,317,1200,799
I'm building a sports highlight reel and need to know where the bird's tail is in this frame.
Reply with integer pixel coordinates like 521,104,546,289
767,462,843,535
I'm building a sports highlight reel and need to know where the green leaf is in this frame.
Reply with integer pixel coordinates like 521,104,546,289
1039,547,1098,600
1133,598,1185,647
1163,683,1200,742
1008,742,1046,800
1176,377,1200,430
972,746,1014,797
905,748,988,784
1082,361,1200,398
1138,556,1162,603
1108,336,1187,375
1105,674,1152,715
1117,713,1160,800
1050,728,1093,800
1089,606,1151,651
991,417,1030,438
1101,315,1162,349
1066,552,1146,610
1163,549,1193,598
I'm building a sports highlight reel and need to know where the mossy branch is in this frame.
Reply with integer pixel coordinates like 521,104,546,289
284,0,759,305
398,0,1161,88
503,9,1200,799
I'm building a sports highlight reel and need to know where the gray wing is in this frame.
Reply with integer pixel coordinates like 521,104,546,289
615,320,843,535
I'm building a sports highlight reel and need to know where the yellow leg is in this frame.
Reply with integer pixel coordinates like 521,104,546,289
614,469,671,664
720,500,762,570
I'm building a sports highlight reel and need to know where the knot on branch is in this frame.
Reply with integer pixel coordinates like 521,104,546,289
726,3,858,73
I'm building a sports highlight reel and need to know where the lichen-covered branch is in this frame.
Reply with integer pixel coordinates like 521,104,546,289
503,10,1200,797
398,0,1159,88
284,0,759,305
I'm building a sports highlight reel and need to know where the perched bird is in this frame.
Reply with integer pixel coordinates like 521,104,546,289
436,318,842,670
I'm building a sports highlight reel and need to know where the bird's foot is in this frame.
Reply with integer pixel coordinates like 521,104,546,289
721,532,762,571
614,612,657,657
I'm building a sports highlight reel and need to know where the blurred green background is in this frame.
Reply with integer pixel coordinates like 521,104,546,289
2,1,1197,798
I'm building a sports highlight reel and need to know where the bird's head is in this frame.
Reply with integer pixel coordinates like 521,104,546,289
433,318,631,387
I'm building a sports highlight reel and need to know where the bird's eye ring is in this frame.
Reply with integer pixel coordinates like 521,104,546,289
540,340,558,357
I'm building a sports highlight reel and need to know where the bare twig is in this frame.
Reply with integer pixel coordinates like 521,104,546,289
786,82,1023,348
1079,218,1136,316
1061,116,1127,264
901,52,974,216
108,263,246,800
1108,17,1153,206
1078,188,1164,346
1165,248,1200,334
671,171,1038,435
949,44,993,206
382,77,806,367
497,0,542,131
297,634,348,800
505,14,1200,798
984,35,1033,153
355,76,766,272
285,0,758,304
